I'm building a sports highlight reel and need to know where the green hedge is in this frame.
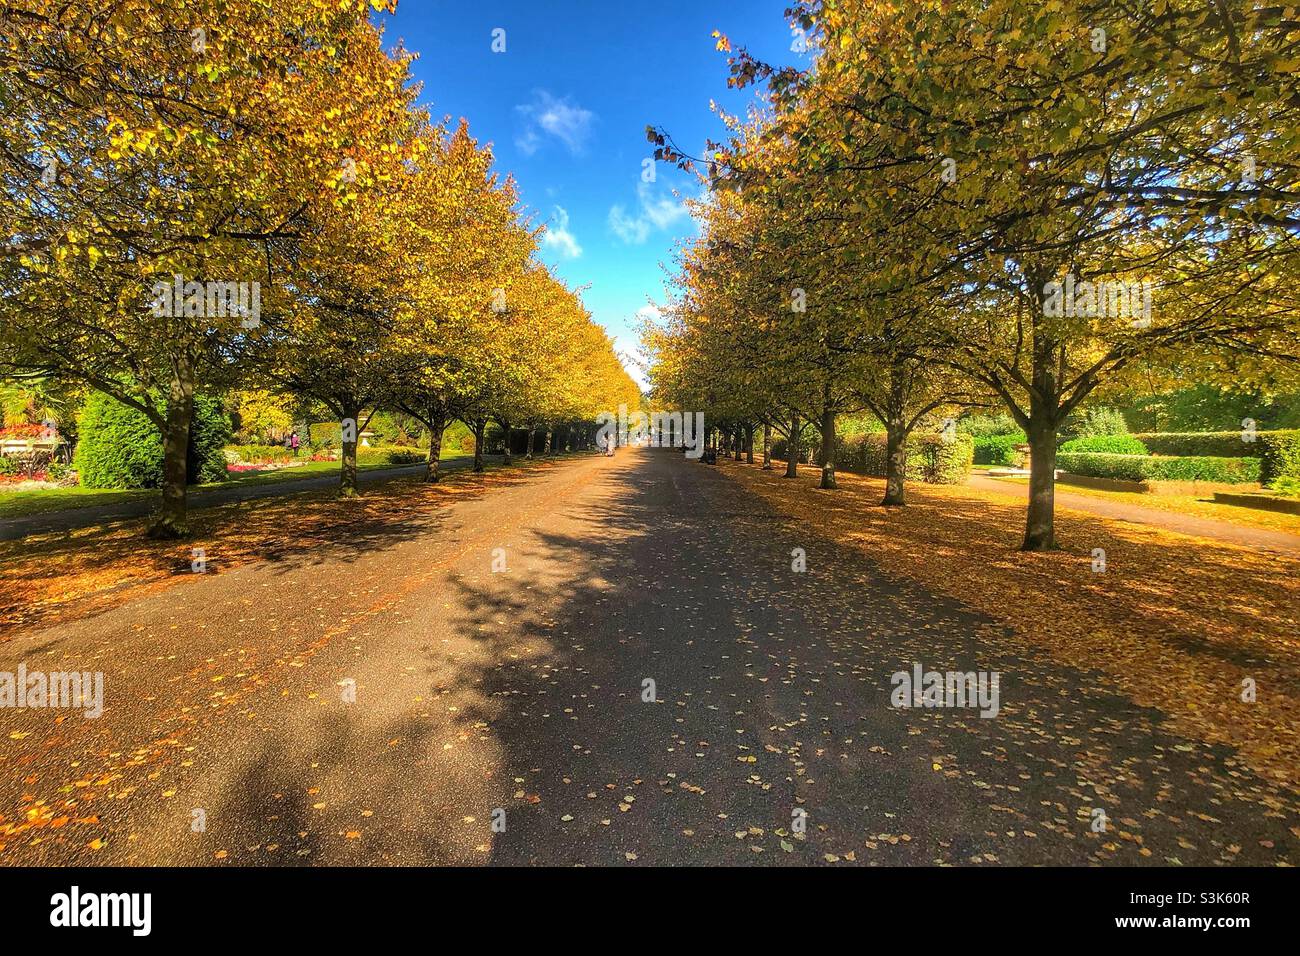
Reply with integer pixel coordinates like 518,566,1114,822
1059,434,1148,455
1259,431,1300,485
1057,452,1261,483
973,432,1025,465
75,392,230,489
1131,429,1298,458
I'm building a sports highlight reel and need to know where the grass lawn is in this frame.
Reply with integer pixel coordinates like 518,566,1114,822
974,472,1300,535
0,455,467,522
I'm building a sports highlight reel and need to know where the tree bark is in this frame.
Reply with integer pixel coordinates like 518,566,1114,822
745,424,755,464
525,424,535,459
500,418,512,464
761,422,772,469
1022,410,1059,550
784,413,799,478
543,427,553,455
734,426,743,461
147,370,195,539
819,405,837,489
339,405,360,498
882,419,908,506
473,418,486,472
424,408,446,483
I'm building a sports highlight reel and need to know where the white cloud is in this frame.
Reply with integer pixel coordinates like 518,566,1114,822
515,91,595,156
608,181,690,245
542,206,582,259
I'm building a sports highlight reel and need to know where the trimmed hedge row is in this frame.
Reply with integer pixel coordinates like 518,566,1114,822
1132,429,1296,458
1057,452,1261,483
1059,434,1148,455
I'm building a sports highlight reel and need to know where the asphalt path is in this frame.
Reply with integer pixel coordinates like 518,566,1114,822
1,448,1294,865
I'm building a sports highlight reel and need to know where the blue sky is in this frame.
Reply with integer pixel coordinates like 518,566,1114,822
380,0,801,388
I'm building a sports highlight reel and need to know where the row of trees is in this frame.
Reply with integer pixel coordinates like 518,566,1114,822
1,0,639,536
644,0,1299,549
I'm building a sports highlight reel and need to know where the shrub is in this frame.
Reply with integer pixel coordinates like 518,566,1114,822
0,455,17,477
972,431,1025,465
958,413,1022,437
309,422,341,447
188,394,233,483
1259,431,1300,485
1063,406,1129,440
1059,434,1148,455
354,445,426,465
74,391,231,489
1269,476,1300,498
1057,452,1261,483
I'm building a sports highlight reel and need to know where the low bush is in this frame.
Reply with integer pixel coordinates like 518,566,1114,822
384,449,425,465
352,445,426,465
0,455,17,477
1057,452,1261,483
1059,434,1148,455
1269,476,1300,498
973,431,1025,465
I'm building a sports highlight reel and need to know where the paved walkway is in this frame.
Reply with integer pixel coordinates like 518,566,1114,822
1,449,1293,865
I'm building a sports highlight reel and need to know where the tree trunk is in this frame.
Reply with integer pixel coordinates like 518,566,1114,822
339,405,360,498
734,427,743,461
473,418,486,472
147,371,195,539
500,419,512,464
882,419,908,506
1022,412,1059,550
784,413,799,478
525,424,535,459
745,424,755,464
543,428,553,455
761,422,772,469
424,408,446,483
819,405,837,489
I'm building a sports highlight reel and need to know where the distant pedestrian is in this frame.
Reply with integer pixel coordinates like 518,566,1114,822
290,431,301,456
605,433,615,457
